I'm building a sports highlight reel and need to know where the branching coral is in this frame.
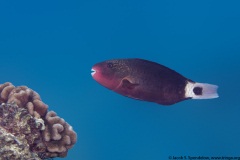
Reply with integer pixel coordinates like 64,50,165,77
0,82,48,118
0,82,77,159
43,111,77,158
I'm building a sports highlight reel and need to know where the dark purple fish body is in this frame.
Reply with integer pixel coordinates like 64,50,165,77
91,58,218,105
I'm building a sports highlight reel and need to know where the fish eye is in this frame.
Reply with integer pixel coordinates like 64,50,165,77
107,63,114,68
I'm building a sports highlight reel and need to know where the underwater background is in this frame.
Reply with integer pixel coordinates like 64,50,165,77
0,0,239,160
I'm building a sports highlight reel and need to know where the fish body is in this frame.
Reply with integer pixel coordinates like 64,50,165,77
91,58,218,105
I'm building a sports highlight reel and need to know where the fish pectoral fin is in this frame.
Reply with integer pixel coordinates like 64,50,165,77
121,78,139,90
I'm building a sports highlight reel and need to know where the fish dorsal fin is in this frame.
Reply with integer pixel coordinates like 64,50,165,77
121,78,139,90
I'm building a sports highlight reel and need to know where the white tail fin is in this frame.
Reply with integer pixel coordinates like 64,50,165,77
185,81,219,99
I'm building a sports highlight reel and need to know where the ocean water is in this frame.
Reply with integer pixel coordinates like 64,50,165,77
0,1,240,160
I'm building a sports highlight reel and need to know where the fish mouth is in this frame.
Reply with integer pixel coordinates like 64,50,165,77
91,68,96,76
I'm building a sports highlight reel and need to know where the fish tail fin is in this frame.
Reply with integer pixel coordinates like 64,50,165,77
185,81,219,99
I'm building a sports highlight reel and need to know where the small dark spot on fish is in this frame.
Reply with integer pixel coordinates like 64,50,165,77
193,87,203,95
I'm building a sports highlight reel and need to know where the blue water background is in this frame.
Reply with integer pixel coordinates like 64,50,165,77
0,1,240,159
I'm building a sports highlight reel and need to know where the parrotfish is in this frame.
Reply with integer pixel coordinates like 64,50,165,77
91,58,218,105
